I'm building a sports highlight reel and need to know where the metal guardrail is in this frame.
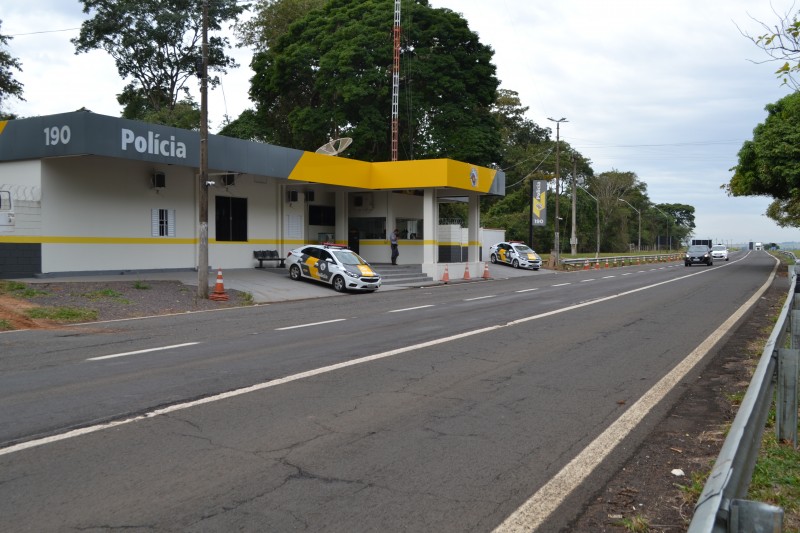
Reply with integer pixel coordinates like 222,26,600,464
560,253,681,269
687,257,798,532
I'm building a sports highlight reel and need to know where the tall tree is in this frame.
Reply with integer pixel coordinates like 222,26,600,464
72,0,246,127
237,0,326,53
0,20,24,118
244,0,501,164
725,91,800,227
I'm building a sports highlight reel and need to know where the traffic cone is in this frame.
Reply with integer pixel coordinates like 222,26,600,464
482,262,491,279
583,260,589,270
463,263,471,280
209,267,229,301
605,258,609,268
441,264,450,284
594,260,600,270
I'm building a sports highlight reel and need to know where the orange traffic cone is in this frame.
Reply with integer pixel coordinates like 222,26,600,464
441,264,450,284
209,268,229,301
605,258,609,268
583,260,589,270
594,260,600,270
463,263,471,280
482,262,491,279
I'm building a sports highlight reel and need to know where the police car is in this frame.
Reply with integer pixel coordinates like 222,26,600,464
489,241,542,270
285,244,382,292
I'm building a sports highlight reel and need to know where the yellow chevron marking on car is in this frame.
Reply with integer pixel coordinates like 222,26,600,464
499,249,508,262
0,121,7,136
357,265,376,276
304,256,321,279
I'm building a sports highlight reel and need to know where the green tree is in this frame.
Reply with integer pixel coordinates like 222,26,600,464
72,0,246,127
725,91,800,227
0,20,24,118
245,0,501,164
237,0,326,53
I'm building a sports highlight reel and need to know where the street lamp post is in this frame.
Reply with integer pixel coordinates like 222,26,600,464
618,198,641,251
547,117,568,266
577,185,600,257
652,205,672,251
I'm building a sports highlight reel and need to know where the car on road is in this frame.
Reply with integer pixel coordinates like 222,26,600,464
286,244,381,292
489,241,542,270
685,244,713,266
710,244,729,261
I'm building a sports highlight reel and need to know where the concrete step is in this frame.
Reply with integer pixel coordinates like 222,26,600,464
372,263,434,285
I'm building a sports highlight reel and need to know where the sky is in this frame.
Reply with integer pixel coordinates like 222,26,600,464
1,0,798,246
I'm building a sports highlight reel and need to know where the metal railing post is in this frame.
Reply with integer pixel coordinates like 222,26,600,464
777,348,799,447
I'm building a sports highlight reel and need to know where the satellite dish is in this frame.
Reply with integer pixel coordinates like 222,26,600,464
315,137,353,156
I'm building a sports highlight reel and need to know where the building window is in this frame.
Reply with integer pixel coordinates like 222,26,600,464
151,208,175,237
216,196,248,241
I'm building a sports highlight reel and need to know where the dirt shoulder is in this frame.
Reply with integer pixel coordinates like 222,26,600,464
0,279,253,330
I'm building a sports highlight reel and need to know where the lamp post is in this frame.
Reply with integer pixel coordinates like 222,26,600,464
618,198,641,251
577,185,600,257
652,205,672,251
547,117,568,266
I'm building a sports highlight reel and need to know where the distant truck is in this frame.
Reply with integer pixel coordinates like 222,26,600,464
691,239,713,247
755,242,763,250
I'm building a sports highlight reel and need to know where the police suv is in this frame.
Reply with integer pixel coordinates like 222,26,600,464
489,241,542,270
285,244,382,292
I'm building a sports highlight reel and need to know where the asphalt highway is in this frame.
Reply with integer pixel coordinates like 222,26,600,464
0,250,779,532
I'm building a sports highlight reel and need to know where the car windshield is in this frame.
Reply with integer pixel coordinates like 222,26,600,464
513,244,535,254
711,245,726,251
332,249,366,265
688,245,708,252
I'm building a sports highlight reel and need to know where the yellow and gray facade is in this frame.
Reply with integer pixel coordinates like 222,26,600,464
0,111,504,279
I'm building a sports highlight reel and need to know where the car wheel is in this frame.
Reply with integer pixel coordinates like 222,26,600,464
512,259,520,268
289,264,302,280
332,275,346,292
490,254,498,264
685,262,690,267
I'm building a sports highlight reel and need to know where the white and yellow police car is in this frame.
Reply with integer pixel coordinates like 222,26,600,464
489,241,542,270
286,244,382,292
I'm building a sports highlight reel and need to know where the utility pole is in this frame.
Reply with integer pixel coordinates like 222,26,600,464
570,154,577,256
547,117,567,266
197,0,209,299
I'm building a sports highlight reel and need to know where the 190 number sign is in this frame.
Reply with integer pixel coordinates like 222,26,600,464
44,125,71,146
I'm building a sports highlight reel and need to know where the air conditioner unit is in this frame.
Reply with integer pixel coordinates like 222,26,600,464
152,171,166,189
287,190,299,203
221,173,236,187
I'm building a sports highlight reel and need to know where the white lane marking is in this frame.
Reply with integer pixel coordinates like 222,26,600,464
580,279,594,283
516,288,538,293
86,343,200,361
492,260,778,533
622,273,633,276
552,283,571,287
275,319,346,330
389,305,435,313
465,295,496,301
602,276,615,279
0,259,764,458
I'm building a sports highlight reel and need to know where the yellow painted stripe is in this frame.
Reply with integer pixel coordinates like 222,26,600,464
0,121,7,135
0,236,196,244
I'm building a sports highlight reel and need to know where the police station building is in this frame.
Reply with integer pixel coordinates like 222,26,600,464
0,111,505,279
